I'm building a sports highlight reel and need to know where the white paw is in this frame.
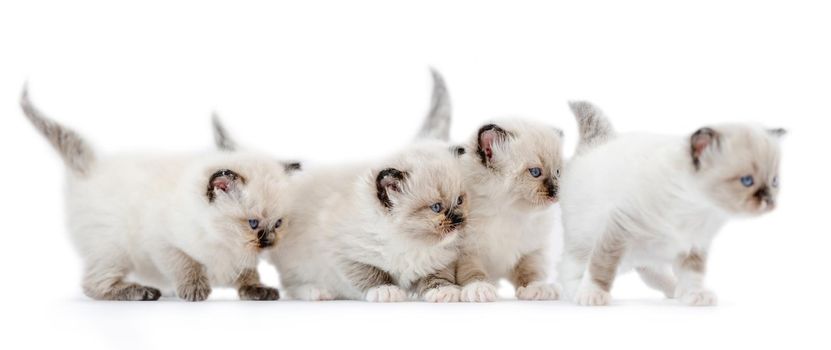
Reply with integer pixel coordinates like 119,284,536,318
423,285,461,303
574,285,611,306
365,285,408,302
516,281,561,301
460,281,498,302
677,289,718,306
291,285,334,301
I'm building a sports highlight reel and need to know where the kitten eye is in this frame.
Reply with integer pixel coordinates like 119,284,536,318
456,196,464,206
772,176,779,188
529,167,543,178
248,219,260,229
274,218,283,229
740,175,754,187
430,203,443,213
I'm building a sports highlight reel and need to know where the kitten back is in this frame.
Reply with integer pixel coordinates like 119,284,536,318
416,68,451,141
569,101,615,155
20,85,96,175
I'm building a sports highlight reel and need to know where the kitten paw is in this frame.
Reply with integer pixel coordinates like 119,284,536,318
119,285,162,301
238,285,280,301
423,285,461,302
677,289,717,306
460,281,497,302
516,281,560,301
292,285,335,301
574,285,611,306
365,285,408,302
177,280,212,302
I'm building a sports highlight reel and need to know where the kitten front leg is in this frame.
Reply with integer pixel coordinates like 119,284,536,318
344,261,407,302
414,264,460,302
166,250,212,302
456,253,498,302
673,249,717,306
573,233,626,306
511,251,560,301
236,268,280,301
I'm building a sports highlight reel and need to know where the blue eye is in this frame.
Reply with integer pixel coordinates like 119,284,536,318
274,219,283,229
740,175,754,187
529,167,542,178
248,219,260,229
430,203,443,213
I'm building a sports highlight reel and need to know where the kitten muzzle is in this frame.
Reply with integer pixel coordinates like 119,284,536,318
543,177,559,202
256,229,276,249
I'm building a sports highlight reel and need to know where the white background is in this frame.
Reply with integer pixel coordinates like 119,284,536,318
1,1,829,349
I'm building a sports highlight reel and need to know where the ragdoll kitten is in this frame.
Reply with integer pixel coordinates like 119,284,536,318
418,70,564,302
558,101,785,306
21,87,291,301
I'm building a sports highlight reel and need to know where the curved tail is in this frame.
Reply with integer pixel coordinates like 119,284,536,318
416,68,451,141
568,101,615,155
20,85,95,175
212,112,238,152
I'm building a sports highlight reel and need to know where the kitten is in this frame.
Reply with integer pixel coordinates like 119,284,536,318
558,101,785,306
21,87,289,301
419,70,564,302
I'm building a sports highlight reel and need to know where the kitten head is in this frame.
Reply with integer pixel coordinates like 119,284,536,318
467,119,565,210
690,124,785,216
203,153,291,252
371,140,467,245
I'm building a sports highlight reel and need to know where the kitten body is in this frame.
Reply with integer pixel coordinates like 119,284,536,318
559,101,784,306
22,89,288,301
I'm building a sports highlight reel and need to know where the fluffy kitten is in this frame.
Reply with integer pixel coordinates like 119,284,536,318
558,101,785,306
419,71,564,302
21,87,290,301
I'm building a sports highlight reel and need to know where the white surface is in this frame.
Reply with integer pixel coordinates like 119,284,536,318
0,1,829,349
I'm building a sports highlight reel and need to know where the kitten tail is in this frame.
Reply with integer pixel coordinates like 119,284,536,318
212,112,238,152
568,101,615,155
416,68,451,141
20,84,96,175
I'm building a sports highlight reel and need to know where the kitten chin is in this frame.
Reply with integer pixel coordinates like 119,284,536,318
22,88,286,301
559,101,784,306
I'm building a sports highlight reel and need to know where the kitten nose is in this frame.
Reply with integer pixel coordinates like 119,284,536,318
544,177,558,198
447,211,465,226
257,230,276,248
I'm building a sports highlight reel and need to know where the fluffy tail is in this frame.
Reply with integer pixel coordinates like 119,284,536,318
416,68,451,141
568,101,615,155
212,112,238,151
20,85,95,175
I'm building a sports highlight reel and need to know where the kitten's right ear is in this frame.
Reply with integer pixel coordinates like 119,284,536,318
690,127,720,170
376,168,407,210
206,169,245,202
476,124,508,167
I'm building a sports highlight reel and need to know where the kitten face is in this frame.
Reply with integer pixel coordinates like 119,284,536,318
691,124,785,216
374,141,467,245
205,160,290,252
471,120,564,210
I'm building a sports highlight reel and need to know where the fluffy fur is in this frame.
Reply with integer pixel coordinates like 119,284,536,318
558,101,785,306
419,71,565,302
22,88,289,301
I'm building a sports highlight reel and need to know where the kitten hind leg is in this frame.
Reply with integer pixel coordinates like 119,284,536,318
82,264,161,301
636,265,676,298
573,232,626,306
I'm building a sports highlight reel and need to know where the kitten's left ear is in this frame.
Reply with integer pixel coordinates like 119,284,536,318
690,127,720,170
477,124,508,167
207,169,245,202
768,128,787,138
376,168,407,210
282,161,302,174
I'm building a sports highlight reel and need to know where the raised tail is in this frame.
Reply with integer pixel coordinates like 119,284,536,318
568,101,615,155
212,112,238,151
20,85,95,175
416,68,451,141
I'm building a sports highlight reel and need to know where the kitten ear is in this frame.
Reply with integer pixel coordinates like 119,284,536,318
690,127,719,170
207,169,245,202
375,168,407,209
477,124,508,167
282,161,302,174
768,128,787,138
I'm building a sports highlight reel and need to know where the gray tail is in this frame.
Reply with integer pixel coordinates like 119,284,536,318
212,112,238,151
20,85,96,175
568,101,615,155
416,68,451,141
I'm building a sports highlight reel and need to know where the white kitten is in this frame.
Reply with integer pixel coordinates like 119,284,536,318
558,101,785,306
418,71,564,302
21,88,290,301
